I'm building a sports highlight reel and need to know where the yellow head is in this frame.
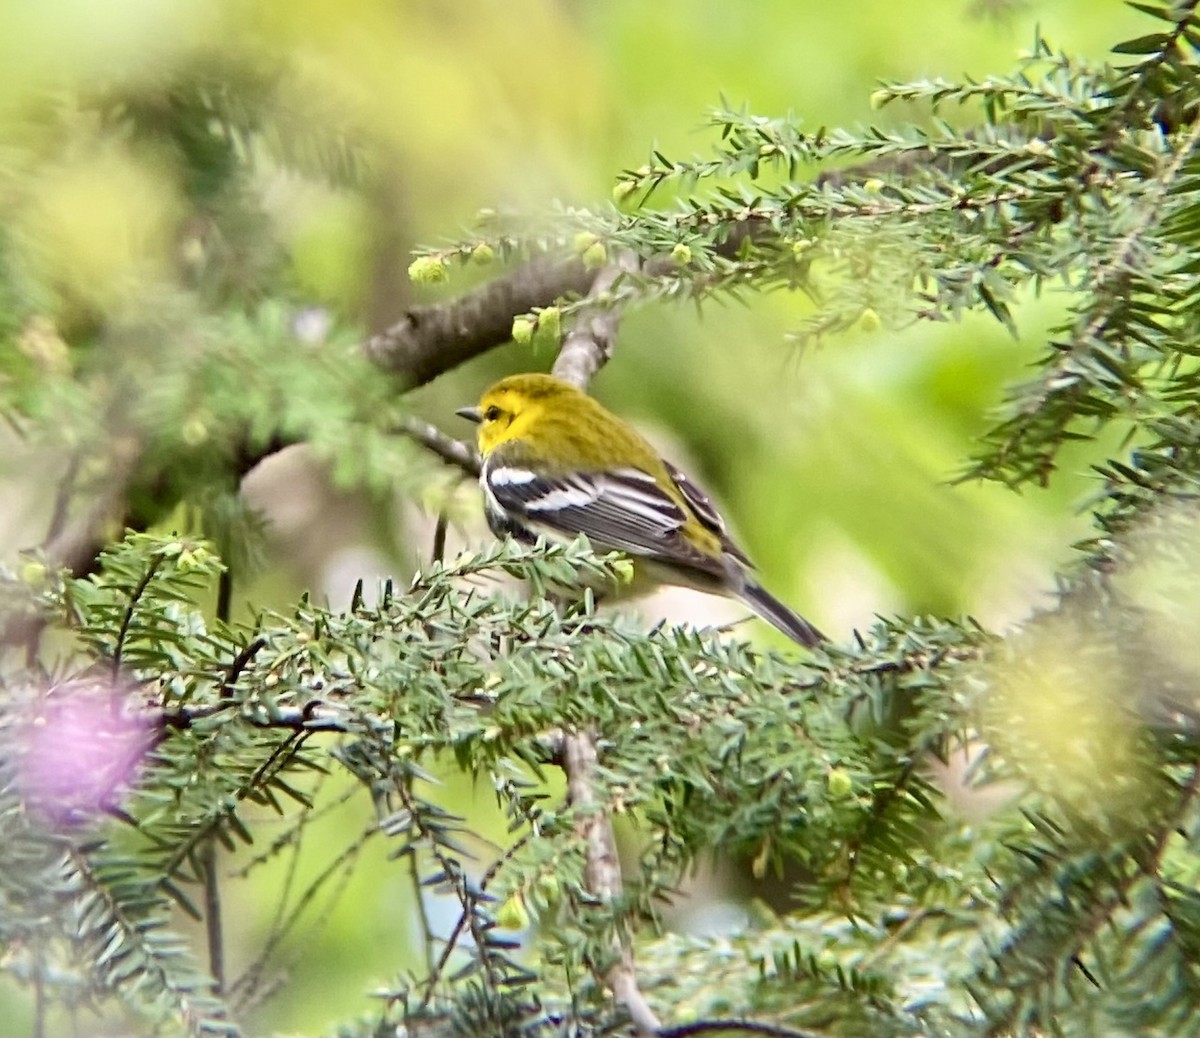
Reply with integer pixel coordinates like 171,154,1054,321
456,373,584,456
457,371,669,477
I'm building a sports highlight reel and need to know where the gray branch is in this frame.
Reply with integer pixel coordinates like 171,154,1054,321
552,252,642,389
562,729,661,1035
395,415,481,477
364,256,593,386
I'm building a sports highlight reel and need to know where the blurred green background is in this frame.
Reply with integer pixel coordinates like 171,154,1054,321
0,0,1146,1032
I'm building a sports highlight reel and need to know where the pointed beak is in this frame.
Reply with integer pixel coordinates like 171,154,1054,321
455,406,482,424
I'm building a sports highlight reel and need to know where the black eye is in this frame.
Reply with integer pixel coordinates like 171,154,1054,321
484,406,502,421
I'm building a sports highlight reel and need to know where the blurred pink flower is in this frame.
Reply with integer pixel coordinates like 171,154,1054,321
19,679,155,827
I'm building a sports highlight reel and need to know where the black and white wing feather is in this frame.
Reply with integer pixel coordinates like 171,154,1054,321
482,459,715,572
663,460,753,568
481,457,826,646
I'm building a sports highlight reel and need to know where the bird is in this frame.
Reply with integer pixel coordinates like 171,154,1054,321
456,372,825,647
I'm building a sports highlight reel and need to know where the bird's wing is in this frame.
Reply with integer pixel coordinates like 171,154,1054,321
663,461,754,569
483,460,716,568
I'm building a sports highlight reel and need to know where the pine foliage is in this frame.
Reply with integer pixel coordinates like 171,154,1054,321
3,4,1200,1037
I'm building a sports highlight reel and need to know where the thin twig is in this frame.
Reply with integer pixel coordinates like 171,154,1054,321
229,780,361,882
409,846,437,976
161,700,352,733
215,567,233,630
202,566,237,1002
396,416,481,477
201,840,225,994
42,454,80,550
400,773,509,1009
32,940,44,1038
231,818,378,1012
220,638,268,701
420,900,471,1009
431,507,450,566
154,727,312,882
111,556,164,682
562,730,660,1035
658,1020,827,1038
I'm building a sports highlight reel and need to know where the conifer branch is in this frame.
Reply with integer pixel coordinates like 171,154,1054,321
65,845,237,1036
364,257,594,384
161,700,354,734
658,1021,827,1038
978,111,1200,484
10,10,1200,1034
111,555,165,682
1107,0,1200,132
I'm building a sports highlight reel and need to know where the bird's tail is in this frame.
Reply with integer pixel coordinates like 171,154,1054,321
740,581,826,648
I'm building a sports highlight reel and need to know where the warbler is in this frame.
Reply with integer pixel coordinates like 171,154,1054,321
456,372,825,647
